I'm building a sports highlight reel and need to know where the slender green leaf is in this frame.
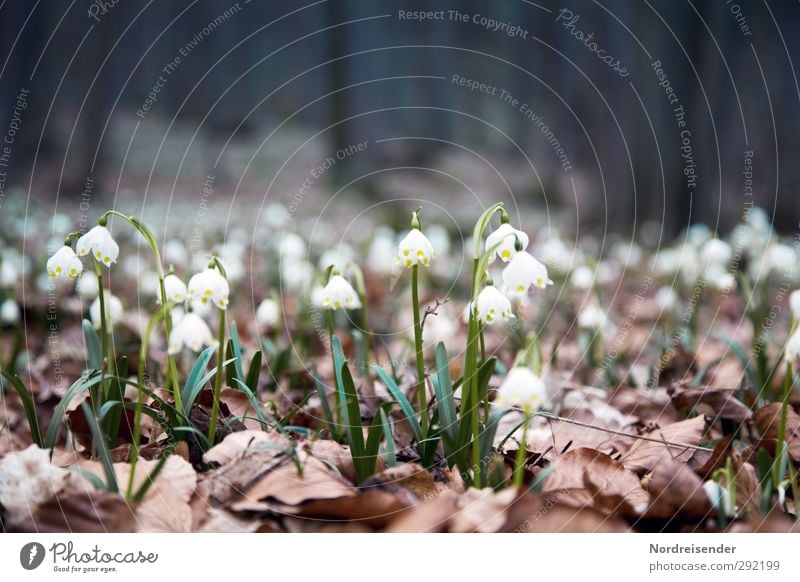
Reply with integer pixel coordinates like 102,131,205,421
80,402,118,493
379,409,397,468
372,365,422,442
44,371,104,450
434,342,457,441
132,455,169,502
1,370,42,446
244,350,262,393
82,319,102,371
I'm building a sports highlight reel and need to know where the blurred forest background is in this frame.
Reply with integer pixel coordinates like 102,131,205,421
1,0,798,235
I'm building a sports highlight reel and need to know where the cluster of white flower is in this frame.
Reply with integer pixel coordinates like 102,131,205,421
494,367,548,413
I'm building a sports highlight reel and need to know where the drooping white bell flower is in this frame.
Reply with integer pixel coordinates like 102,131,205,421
46,246,83,281
187,268,230,310
766,243,798,278
256,298,280,328
0,298,20,324
160,274,188,304
475,285,513,325
318,245,355,272
321,275,361,310
494,367,548,413
785,330,800,363
501,251,552,298
790,289,800,318
703,480,736,518
685,223,711,247
168,312,215,354
163,239,189,267
486,223,529,263
397,228,436,268
279,233,307,260
76,225,119,267
700,238,732,267
89,294,124,329
367,228,399,275
655,287,680,312
570,265,594,290
281,259,313,292
704,264,736,293
75,274,99,298
578,303,607,330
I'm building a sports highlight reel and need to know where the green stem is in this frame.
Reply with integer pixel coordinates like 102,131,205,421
127,309,163,499
774,362,795,490
93,260,110,412
411,264,429,436
326,308,340,432
102,211,181,411
512,413,530,488
207,308,227,445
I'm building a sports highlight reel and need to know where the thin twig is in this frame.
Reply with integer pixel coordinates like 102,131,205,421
453,394,713,452
420,297,450,331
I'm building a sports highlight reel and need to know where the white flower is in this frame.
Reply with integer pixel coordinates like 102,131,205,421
321,275,361,310
704,264,736,293
163,239,189,267
570,265,594,290
785,330,800,363
76,274,99,298
188,268,230,310
89,294,124,329
279,233,307,260
655,287,679,312
281,259,313,291
494,367,548,413
685,224,711,247
485,223,528,263
76,225,119,266
318,245,355,272
578,304,607,330
0,298,20,324
46,246,83,281
168,312,215,354
790,289,800,318
256,298,280,327
397,228,436,268
703,480,735,518
501,251,552,298
367,227,398,274
701,238,732,266
160,274,188,304
475,285,513,324
766,243,797,277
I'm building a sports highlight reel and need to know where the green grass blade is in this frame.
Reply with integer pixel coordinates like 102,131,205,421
0,370,43,446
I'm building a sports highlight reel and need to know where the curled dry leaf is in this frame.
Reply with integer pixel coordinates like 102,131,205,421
621,415,710,476
755,402,800,462
541,447,649,516
670,387,752,423
230,450,356,511
365,462,439,501
203,429,292,466
0,444,70,525
643,458,712,520
12,490,137,533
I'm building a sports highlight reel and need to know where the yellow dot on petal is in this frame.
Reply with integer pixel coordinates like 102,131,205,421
334,301,341,308
501,250,510,258
403,249,410,256
517,285,524,293
201,298,208,303
536,278,543,286
417,250,423,256
405,259,412,266
423,259,429,266
104,257,110,264
56,267,62,274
